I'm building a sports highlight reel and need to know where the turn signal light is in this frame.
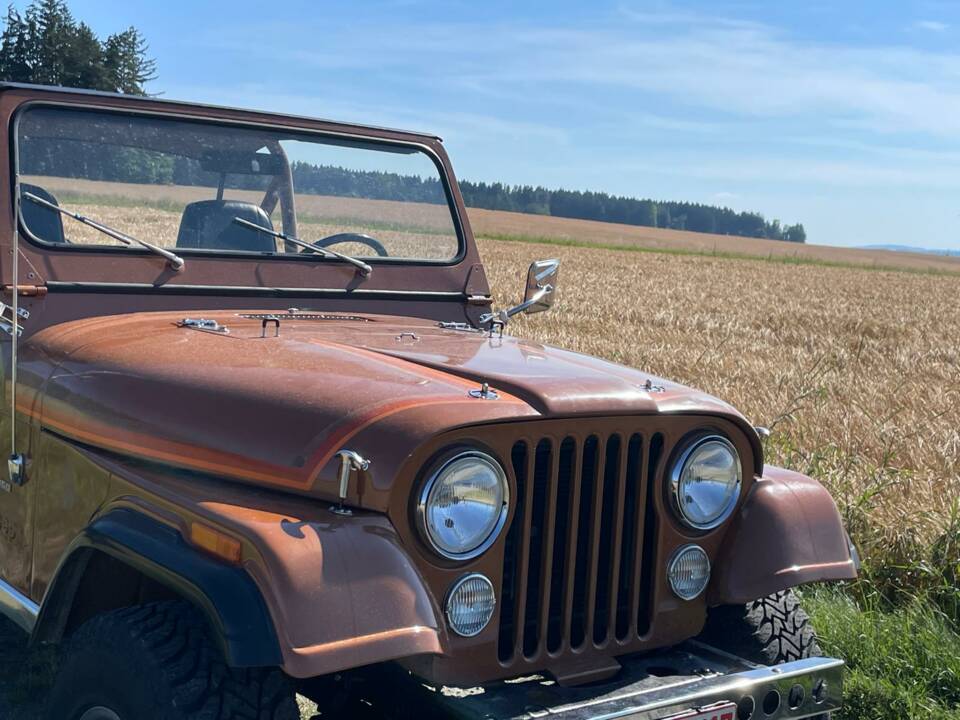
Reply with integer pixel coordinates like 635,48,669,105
190,522,242,564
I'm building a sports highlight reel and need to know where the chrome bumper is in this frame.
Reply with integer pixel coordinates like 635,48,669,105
423,642,843,720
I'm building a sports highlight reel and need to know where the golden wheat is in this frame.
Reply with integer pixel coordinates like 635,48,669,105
28,187,960,572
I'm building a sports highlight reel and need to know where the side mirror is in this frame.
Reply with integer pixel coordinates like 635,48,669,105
521,258,559,315
481,258,560,327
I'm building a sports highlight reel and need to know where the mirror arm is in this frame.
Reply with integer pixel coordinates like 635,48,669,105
479,284,553,326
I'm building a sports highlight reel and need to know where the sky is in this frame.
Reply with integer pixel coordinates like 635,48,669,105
33,0,960,250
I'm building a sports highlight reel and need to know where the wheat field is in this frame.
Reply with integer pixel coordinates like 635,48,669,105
23,180,960,588
481,236,960,593
7,184,960,718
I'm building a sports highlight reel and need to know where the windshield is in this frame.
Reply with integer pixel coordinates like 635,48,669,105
16,107,461,263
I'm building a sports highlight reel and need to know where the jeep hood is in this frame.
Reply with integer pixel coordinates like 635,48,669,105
19,310,756,507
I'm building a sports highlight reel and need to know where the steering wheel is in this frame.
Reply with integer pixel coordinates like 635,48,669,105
311,232,388,257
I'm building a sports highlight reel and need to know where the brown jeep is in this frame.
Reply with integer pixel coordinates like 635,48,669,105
0,83,857,720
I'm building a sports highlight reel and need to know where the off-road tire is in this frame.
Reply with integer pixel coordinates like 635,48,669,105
700,590,830,718
46,601,299,720
699,589,822,665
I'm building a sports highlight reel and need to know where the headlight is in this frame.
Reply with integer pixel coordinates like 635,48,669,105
418,450,509,560
446,573,497,636
668,545,711,600
670,435,742,530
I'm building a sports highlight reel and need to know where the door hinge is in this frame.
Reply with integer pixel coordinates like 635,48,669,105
2,284,47,298
0,302,28,337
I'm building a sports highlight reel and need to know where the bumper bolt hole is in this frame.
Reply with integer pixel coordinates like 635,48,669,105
737,695,755,720
762,689,780,716
788,684,805,709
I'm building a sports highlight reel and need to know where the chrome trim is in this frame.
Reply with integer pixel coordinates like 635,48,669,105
426,643,844,720
416,450,510,561
330,449,369,516
0,576,39,633
444,572,497,638
667,544,711,601
541,656,843,720
669,434,743,531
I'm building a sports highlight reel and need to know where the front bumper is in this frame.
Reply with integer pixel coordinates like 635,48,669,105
419,642,843,719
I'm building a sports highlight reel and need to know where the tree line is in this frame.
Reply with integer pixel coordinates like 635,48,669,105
3,0,805,243
457,182,805,242
0,0,155,95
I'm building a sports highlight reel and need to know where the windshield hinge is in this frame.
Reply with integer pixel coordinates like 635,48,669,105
466,294,492,306
3,284,47,298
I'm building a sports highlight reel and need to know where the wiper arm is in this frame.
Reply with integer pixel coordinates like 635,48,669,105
232,217,372,278
23,192,184,271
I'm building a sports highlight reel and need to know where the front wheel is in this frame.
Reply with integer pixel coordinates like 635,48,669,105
699,589,822,665
699,590,830,718
47,601,299,720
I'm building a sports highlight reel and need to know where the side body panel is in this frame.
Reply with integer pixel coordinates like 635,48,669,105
0,341,38,600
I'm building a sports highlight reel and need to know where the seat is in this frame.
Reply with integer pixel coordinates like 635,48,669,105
20,183,66,244
176,200,276,252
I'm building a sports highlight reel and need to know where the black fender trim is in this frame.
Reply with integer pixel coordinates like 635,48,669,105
33,508,282,668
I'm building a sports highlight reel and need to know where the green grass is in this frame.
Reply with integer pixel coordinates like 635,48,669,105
478,231,960,276
808,586,960,719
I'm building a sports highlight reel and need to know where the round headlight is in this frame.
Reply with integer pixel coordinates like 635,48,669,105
419,450,509,560
668,545,711,600
446,573,496,637
670,435,742,530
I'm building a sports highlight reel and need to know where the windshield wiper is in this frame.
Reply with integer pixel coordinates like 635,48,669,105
232,217,372,278
23,192,185,271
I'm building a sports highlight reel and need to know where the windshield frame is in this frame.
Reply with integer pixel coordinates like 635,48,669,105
11,101,467,268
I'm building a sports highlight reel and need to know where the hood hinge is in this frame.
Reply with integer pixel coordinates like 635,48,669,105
3,284,47,298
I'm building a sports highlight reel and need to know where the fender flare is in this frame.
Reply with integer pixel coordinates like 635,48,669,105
32,508,282,668
709,465,858,605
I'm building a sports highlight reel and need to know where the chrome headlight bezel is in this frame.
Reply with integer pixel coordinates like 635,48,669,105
669,434,742,531
416,448,510,561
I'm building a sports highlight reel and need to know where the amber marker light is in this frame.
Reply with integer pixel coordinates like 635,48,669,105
189,522,243,564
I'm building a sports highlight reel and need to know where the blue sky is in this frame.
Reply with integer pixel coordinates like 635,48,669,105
36,1,960,249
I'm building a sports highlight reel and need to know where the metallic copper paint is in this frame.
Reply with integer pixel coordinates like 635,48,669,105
709,466,857,605
0,85,856,687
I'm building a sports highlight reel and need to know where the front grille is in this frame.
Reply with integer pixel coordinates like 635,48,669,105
498,431,664,666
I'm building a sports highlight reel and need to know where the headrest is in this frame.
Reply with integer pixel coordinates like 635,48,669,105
21,183,66,244
176,200,276,252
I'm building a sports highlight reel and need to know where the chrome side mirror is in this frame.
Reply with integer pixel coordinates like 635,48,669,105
480,258,560,328
521,259,559,315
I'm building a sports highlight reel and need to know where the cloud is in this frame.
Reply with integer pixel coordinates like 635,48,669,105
231,12,960,142
914,20,949,32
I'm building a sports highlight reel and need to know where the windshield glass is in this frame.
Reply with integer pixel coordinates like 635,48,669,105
16,107,461,263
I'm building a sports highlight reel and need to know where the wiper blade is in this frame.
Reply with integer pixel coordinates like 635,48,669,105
23,192,184,271
232,217,372,278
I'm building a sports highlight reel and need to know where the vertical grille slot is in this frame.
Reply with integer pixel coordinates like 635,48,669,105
616,434,644,640
546,437,576,653
570,435,599,649
592,434,622,644
638,433,663,637
498,441,528,662
522,439,553,658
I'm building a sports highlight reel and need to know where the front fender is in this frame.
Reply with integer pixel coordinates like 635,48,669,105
194,499,443,679
709,466,857,605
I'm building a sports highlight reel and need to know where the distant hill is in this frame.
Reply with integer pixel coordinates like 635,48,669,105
860,244,960,257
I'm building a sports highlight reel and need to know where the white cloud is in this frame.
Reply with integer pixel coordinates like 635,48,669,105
229,14,960,142
914,20,949,32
